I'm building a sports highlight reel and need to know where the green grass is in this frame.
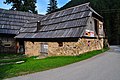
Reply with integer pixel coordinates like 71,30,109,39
0,48,109,79
0,53,24,59
0,53,27,64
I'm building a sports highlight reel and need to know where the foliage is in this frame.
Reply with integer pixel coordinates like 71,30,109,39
0,48,109,79
47,0,58,13
4,0,38,14
60,0,120,45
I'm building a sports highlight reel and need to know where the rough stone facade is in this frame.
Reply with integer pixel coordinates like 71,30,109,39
25,42,41,56
24,38,103,57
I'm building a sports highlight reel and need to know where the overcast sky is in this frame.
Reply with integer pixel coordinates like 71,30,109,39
0,0,70,14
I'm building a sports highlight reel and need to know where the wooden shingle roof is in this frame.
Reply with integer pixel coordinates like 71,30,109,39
16,3,102,39
0,8,43,35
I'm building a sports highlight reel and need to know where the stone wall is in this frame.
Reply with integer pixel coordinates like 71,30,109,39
24,38,103,56
25,42,41,56
48,38,103,56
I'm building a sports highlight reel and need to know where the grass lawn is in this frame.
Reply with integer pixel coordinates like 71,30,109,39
0,48,109,79
0,54,26,64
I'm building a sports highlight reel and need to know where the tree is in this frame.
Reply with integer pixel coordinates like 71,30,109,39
4,0,38,14
47,0,58,13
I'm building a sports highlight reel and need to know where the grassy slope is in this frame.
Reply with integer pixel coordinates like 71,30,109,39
0,48,109,79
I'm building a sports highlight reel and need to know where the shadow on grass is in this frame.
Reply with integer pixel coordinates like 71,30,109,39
0,54,28,79
0,64,13,79
0,59,28,79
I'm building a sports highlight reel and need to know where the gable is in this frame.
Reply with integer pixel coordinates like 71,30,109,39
83,16,104,37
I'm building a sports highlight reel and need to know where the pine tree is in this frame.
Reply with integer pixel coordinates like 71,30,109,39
4,0,38,14
47,0,58,13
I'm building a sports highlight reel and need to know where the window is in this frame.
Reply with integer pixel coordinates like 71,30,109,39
98,21,104,37
58,42,63,47
90,21,92,24
2,42,12,47
41,43,48,53
94,19,99,35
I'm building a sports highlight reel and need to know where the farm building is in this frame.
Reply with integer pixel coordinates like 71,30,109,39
15,3,105,56
0,8,43,53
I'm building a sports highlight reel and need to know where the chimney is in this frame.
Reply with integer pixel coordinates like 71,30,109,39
37,21,41,32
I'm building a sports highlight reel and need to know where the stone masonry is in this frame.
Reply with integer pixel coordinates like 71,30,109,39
24,38,103,56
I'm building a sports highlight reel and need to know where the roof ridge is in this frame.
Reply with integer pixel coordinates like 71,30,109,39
0,8,44,16
65,2,90,10
44,2,90,17
59,2,90,12
87,6,103,18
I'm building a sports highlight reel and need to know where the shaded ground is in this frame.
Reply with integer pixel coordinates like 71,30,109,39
5,46,120,80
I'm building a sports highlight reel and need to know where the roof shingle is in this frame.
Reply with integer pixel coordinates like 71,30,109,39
16,3,95,39
0,8,43,34
4,3,102,39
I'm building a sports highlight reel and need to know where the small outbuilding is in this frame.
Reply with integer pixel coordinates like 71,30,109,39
15,3,105,56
